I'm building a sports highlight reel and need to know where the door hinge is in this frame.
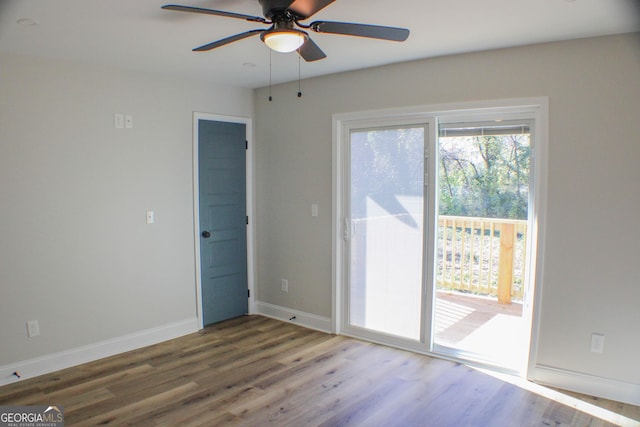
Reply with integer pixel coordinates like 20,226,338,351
246,216,249,225
245,140,248,150
247,289,250,298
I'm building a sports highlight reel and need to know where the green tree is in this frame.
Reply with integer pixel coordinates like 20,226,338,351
439,134,530,219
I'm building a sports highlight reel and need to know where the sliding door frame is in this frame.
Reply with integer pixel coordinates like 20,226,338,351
332,97,549,377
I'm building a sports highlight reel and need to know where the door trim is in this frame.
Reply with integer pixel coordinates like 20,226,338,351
193,112,255,330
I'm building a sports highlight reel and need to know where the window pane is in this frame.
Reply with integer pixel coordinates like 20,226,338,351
349,126,425,340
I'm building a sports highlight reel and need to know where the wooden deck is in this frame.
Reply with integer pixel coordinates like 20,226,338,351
0,315,638,426
434,291,526,370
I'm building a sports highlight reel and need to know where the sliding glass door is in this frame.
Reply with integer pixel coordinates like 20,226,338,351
336,102,543,374
345,124,429,343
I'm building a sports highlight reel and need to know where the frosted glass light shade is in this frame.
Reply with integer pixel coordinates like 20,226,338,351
263,30,306,53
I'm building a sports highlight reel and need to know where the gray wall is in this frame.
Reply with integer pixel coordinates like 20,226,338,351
0,53,253,365
254,34,640,386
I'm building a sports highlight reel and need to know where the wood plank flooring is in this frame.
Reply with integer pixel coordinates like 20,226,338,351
0,315,638,426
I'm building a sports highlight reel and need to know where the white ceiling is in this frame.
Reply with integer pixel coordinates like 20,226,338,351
1,0,638,89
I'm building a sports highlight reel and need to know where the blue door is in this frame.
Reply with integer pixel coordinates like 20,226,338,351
198,119,248,325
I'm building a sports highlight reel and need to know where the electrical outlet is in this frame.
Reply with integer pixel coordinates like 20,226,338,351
27,320,40,338
281,279,288,292
590,333,604,353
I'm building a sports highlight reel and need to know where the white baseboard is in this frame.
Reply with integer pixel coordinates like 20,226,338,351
0,317,199,387
254,301,332,334
530,364,640,406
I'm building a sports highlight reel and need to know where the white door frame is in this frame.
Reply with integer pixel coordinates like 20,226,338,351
332,97,549,377
193,112,255,330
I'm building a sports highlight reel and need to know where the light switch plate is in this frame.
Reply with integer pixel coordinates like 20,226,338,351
27,320,40,338
114,113,124,129
590,333,604,353
146,210,154,224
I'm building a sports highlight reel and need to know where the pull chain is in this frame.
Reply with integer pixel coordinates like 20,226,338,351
268,49,273,102
297,55,302,98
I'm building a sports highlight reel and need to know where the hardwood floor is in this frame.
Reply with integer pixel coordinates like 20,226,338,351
0,315,638,426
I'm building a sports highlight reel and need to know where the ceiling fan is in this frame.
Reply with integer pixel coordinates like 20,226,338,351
162,0,410,62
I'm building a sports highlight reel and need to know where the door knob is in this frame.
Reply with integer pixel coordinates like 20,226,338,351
201,230,211,238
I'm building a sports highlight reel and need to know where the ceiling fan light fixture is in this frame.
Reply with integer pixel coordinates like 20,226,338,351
261,29,307,53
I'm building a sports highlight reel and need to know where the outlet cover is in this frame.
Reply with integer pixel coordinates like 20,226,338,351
125,114,133,129
281,279,288,292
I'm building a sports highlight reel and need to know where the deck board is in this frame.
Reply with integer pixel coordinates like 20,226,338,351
435,291,528,369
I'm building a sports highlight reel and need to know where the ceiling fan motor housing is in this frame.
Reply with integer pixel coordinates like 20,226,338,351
259,0,298,19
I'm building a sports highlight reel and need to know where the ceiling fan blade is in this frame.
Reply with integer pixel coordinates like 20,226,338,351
288,0,335,19
297,38,327,62
193,29,265,51
310,21,409,41
162,4,267,23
